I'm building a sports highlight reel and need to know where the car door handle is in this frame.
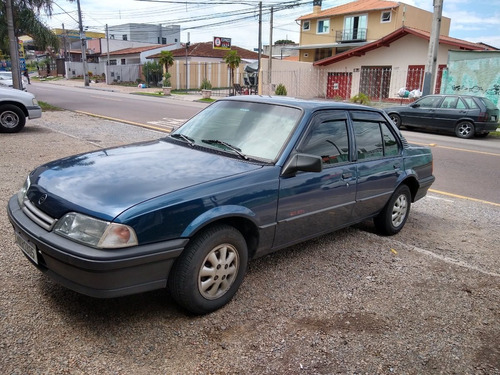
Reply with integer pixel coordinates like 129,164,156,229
342,172,353,179
393,163,401,169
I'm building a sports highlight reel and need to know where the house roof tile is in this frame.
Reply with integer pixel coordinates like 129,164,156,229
108,45,164,56
147,42,264,60
298,0,400,21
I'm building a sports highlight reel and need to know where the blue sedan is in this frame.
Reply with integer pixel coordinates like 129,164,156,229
8,96,435,314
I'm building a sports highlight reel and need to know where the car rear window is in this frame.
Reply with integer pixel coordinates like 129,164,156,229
476,97,498,110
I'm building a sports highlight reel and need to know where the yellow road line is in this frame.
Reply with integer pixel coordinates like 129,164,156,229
411,142,499,157
429,189,500,207
74,110,170,133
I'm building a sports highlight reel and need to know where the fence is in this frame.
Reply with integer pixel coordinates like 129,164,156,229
63,60,460,103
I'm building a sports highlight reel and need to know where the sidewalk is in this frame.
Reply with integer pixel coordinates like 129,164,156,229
36,77,205,101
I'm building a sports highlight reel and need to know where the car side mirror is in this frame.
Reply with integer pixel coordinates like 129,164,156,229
282,153,322,177
410,103,420,108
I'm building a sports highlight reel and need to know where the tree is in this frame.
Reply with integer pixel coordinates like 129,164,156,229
224,50,241,96
1,0,71,89
1,1,64,54
158,50,174,87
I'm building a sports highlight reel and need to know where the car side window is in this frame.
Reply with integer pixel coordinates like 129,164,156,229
353,121,400,160
299,115,350,166
440,97,458,109
462,97,479,109
354,121,383,160
456,98,467,109
417,96,441,108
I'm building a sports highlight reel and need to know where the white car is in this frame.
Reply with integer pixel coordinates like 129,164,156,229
0,86,42,133
0,71,28,90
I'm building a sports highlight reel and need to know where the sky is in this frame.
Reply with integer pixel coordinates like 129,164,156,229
42,0,500,50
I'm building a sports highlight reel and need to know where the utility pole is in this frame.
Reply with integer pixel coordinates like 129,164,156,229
422,0,443,96
106,24,111,85
185,32,190,91
77,0,89,86
268,6,273,92
257,1,262,95
6,0,21,90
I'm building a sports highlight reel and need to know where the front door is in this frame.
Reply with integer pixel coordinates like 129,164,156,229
275,111,357,248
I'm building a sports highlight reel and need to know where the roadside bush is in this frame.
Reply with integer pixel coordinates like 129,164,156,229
200,78,212,90
350,93,371,105
275,83,287,96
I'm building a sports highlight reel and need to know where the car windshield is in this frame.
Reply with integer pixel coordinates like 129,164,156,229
171,100,302,161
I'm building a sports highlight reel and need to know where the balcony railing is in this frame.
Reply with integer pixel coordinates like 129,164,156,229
335,28,367,43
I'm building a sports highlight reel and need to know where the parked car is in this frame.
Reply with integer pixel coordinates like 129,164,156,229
8,97,435,314
0,86,42,133
0,71,28,90
384,94,499,138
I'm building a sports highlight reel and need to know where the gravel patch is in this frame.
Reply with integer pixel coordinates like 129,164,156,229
1,111,499,374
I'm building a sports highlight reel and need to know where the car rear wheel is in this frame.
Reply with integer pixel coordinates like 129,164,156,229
455,121,474,139
168,224,248,315
374,185,411,235
389,113,402,128
0,104,26,133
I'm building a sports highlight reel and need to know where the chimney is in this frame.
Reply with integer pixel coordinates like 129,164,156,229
313,0,322,14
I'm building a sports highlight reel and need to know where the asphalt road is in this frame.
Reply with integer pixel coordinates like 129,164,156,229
27,82,207,130
26,82,500,205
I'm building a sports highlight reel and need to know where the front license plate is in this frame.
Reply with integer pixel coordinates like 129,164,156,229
15,232,38,265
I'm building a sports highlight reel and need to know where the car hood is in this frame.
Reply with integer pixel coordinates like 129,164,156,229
28,139,263,220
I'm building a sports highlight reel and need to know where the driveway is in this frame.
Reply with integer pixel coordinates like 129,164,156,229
0,111,498,374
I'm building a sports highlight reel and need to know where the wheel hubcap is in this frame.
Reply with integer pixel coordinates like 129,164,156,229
0,111,19,129
458,123,471,137
198,243,239,300
391,194,408,227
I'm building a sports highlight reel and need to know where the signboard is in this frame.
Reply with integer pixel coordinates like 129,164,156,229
213,37,231,50
18,40,26,71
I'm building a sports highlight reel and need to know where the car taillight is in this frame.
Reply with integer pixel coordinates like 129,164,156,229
478,112,488,121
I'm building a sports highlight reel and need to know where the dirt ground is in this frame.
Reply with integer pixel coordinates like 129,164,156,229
0,111,499,374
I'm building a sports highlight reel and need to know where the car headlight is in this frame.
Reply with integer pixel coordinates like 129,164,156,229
17,175,30,207
53,212,138,249
32,98,39,106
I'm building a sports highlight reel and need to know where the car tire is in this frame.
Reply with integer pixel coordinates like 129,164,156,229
389,113,402,128
374,184,411,236
0,104,26,133
168,224,248,315
455,121,474,139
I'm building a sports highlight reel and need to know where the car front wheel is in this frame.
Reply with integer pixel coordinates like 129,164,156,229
389,113,402,128
168,224,248,315
0,104,26,133
374,185,411,235
455,121,475,139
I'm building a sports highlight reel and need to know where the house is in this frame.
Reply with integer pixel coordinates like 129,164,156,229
312,27,494,100
108,23,180,45
147,42,263,90
295,0,451,62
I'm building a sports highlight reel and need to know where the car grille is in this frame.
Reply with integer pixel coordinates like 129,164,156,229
22,199,57,231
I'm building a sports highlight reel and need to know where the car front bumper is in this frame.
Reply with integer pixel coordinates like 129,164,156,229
27,105,42,120
7,195,187,298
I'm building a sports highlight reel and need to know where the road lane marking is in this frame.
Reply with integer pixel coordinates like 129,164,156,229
74,110,170,133
89,95,122,102
410,142,499,157
429,189,500,207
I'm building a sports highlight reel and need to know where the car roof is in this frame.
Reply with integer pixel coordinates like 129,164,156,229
219,95,381,113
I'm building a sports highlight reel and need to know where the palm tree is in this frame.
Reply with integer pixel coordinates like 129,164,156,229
1,0,64,54
158,50,174,87
224,50,241,96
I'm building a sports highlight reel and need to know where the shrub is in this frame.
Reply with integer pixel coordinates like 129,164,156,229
200,78,212,90
163,72,172,87
350,93,371,105
275,83,287,96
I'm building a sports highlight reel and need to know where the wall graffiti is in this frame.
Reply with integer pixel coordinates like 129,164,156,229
441,51,500,107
